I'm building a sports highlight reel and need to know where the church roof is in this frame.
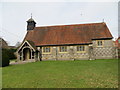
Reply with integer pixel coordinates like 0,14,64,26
27,40,37,50
27,17,35,22
24,22,113,46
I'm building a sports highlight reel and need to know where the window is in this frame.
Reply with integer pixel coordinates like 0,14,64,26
77,45,85,51
42,47,51,53
59,46,67,52
97,40,103,47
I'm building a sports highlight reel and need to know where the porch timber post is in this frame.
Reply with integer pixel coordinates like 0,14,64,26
35,52,37,61
35,52,38,61
17,52,20,61
31,49,32,60
21,49,24,61
38,52,39,61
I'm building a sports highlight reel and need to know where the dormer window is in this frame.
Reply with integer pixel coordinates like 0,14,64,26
97,40,104,47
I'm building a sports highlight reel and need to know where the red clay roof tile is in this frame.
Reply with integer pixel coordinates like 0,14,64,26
24,22,113,46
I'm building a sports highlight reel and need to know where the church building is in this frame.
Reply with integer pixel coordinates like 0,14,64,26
17,16,115,61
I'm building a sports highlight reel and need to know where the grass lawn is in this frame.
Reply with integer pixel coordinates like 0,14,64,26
0,68,2,89
2,59,118,88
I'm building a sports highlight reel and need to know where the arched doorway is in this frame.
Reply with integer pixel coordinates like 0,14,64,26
23,48,31,60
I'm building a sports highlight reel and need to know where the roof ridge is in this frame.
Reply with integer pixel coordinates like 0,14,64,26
35,22,105,28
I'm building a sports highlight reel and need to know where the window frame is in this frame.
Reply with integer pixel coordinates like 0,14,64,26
76,45,86,53
96,40,104,47
42,46,51,54
59,46,68,53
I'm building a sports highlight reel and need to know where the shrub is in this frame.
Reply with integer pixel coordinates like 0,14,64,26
8,49,17,60
1,48,10,67
0,48,17,67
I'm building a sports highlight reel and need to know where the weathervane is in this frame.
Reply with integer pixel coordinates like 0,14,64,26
31,13,32,18
80,13,83,16
102,19,104,22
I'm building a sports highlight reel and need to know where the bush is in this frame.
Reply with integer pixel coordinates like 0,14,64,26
0,48,17,67
1,48,10,67
8,49,17,60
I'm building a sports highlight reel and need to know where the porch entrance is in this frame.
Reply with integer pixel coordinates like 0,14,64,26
23,48,31,60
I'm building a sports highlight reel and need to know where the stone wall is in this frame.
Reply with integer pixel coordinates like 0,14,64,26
17,39,117,61
41,45,90,61
92,40,116,59
39,39,116,61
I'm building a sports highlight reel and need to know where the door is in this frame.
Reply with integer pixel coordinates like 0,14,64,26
23,48,31,60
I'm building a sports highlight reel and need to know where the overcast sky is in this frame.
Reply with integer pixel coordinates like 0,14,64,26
0,0,119,46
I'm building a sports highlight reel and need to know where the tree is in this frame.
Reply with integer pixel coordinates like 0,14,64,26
15,42,21,48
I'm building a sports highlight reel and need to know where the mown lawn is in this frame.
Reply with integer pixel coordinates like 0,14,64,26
2,59,118,88
0,68,2,89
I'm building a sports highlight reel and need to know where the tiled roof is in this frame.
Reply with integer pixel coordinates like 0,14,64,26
27,17,36,22
27,40,37,50
24,22,113,46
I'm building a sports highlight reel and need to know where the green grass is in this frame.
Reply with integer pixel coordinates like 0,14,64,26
2,59,118,88
0,68,2,89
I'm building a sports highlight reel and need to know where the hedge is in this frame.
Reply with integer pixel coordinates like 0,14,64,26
0,48,17,67
8,49,17,60
1,48,10,67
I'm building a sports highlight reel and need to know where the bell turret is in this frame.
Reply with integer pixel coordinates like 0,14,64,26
27,14,36,30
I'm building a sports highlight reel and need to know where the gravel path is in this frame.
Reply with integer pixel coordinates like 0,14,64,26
10,60,36,65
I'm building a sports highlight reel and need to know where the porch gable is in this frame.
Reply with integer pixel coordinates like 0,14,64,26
17,40,36,53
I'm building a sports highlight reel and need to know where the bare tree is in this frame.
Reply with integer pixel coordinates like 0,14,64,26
15,42,21,48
